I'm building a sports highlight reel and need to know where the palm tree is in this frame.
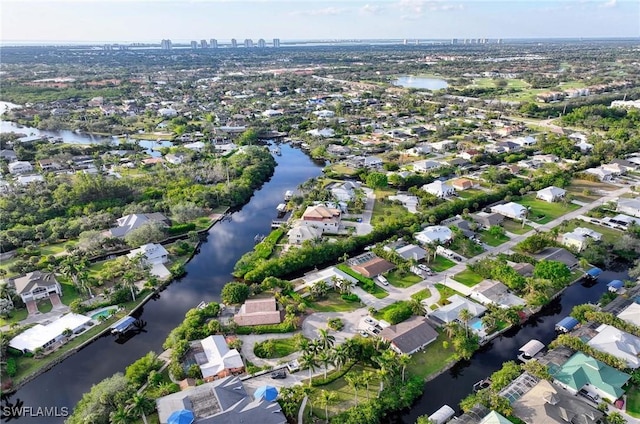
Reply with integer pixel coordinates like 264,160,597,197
0,281,14,308
409,299,426,316
458,308,473,338
397,353,411,383
317,390,338,423
331,345,348,371
125,394,153,424
444,321,460,338
361,371,374,400
109,407,130,424
122,270,138,301
377,367,389,393
300,352,317,386
345,374,360,405
316,328,335,351
317,350,332,380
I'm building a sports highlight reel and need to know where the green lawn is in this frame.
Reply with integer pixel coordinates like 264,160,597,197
457,188,485,199
371,200,411,226
37,298,53,313
453,269,484,287
254,337,302,358
449,236,484,258
626,385,640,418
386,270,422,288
501,219,533,235
411,289,433,302
479,230,510,247
305,292,363,313
469,78,531,90
328,164,358,176
517,194,580,224
434,283,465,305
0,307,28,326
427,255,456,272
406,332,457,380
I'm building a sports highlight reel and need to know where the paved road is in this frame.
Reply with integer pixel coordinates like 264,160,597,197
342,188,375,236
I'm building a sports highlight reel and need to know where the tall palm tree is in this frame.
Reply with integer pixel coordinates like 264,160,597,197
122,270,138,301
361,371,374,400
300,352,317,386
316,328,335,351
409,299,426,316
125,394,153,424
345,374,360,405
458,308,473,338
397,353,411,383
0,281,14,308
318,390,338,423
331,345,348,371
109,407,130,424
444,321,460,338
317,350,332,380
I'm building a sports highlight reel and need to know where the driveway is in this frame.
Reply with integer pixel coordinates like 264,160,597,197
301,308,371,343
238,332,302,368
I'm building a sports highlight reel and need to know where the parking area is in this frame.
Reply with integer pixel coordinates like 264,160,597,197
301,308,370,343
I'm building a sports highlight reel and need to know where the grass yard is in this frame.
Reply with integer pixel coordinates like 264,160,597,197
626,385,640,418
36,298,53,313
501,219,533,235
304,292,363,313
469,78,531,90
560,219,624,244
517,194,580,224
449,236,484,258
386,270,422,288
479,230,510,247
58,277,82,305
411,289,433,302
0,307,28,326
254,336,302,358
371,200,411,227
329,164,358,176
457,188,485,199
566,179,617,202
373,301,412,324
434,283,465,304
453,269,484,287
427,255,456,272
39,241,76,256
406,331,457,380
336,265,388,299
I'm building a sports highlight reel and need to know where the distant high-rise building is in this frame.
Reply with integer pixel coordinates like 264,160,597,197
160,39,173,50
497,38,503,44
403,39,408,45
273,38,280,48
210,38,218,49
451,38,458,45
258,38,266,48
191,40,198,49
201,39,208,48
244,39,253,48
231,38,238,48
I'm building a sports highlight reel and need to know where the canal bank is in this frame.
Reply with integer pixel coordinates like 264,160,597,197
2,143,324,423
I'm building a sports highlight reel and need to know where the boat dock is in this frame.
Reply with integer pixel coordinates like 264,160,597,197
110,316,136,334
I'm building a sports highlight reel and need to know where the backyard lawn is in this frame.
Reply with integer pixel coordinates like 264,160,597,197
371,200,410,226
411,289,433,302
517,194,580,224
406,331,457,380
254,336,302,358
386,270,422,288
304,292,363,313
457,188,485,199
479,230,510,247
427,255,456,272
453,269,484,287
626,385,640,418
501,219,533,235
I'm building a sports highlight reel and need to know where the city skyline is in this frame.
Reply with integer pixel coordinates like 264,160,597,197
1,0,639,43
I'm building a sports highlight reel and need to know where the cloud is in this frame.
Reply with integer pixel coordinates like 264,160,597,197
397,0,463,16
360,4,383,15
600,0,617,7
289,6,349,17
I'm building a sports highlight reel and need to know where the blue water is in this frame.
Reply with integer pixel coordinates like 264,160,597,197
470,320,483,331
90,307,118,320
392,76,449,90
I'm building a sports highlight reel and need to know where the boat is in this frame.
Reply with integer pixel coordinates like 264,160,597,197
555,316,579,333
584,267,602,280
284,190,294,201
110,316,136,334
517,339,545,362
254,233,265,243
472,378,491,392
271,146,281,155
276,203,287,213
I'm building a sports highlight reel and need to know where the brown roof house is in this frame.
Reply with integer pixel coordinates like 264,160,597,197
451,178,474,191
300,204,342,234
349,252,395,278
233,298,283,326
11,271,62,303
379,316,438,355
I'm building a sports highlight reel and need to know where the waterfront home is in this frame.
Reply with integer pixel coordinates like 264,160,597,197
561,231,589,251
422,180,455,198
428,295,487,325
469,280,525,309
156,376,286,424
379,316,438,355
106,212,169,238
9,313,92,353
287,222,322,245
195,335,244,381
490,202,527,220
533,247,579,269
233,298,283,327
536,186,566,203
300,204,341,234
511,379,603,424
617,303,640,327
587,324,640,369
550,352,630,402
10,271,62,304
165,153,185,165
127,243,169,265
329,181,360,202
301,266,357,291
415,225,453,245
8,161,33,174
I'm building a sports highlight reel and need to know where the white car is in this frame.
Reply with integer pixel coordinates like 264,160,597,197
377,275,389,286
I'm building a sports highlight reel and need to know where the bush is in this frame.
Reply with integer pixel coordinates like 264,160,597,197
221,282,250,304
311,361,355,387
341,293,360,302
5,357,17,377
328,318,344,331
235,321,296,335
167,223,196,235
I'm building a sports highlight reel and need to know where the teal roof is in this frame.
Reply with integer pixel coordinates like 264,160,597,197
479,411,512,424
551,352,630,399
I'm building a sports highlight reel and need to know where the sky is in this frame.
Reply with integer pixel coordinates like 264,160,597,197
1,0,639,43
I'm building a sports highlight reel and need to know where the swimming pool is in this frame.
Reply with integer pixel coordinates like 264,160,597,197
90,307,118,320
470,319,484,331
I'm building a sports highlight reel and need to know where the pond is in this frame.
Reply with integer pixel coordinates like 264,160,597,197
392,76,449,90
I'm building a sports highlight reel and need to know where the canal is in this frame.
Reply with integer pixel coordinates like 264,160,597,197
394,269,626,423
3,142,323,423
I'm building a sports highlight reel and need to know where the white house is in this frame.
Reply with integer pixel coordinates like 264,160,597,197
306,128,335,138
469,280,526,308
301,205,341,233
573,227,602,241
11,271,62,303
302,266,357,290
490,202,528,220
9,313,92,353
17,174,45,185
428,140,456,152
412,160,442,173
8,161,33,174
422,180,455,198
429,294,487,324
330,181,360,202
197,335,244,381
164,153,185,165
158,108,178,118
616,198,640,218
313,110,335,119
587,325,640,369
363,156,383,169
388,194,419,213
584,167,613,182
562,231,593,251
510,136,536,147
262,109,283,117
536,186,566,203
183,141,206,152
415,225,453,245
287,223,322,245
127,243,169,265
617,303,640,327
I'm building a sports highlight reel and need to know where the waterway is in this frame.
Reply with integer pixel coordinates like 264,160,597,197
392,75,449,90
394,269,626,423
2,140,324,423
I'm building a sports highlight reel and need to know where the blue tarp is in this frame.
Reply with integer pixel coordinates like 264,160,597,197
608,280,624,289
168,410,194,424
585,267,602,278
556,316,579,332
110,316,136,333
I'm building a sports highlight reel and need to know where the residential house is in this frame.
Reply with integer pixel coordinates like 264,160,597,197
234,298,283,327
8,161,33,174
395,244,427,261
11,271,62,303
562,231,589,252
587,324,640,369
379,316,438,355
405,144,432,156
511,380,603,424
512,262,534,277
9,313,92,354
603,213,640,229
469,280,525,308
601,163,628,175
287,223,322,245
302,266,357,290
490,202,528,220
195,335,244,381
422,180,455,198
551,352,630,402
618,303,640,327
330,181,360,202
428,294,487,325
534,247,579,269
183,141,206,152
584,167,613,182
156,376,286,424
412,160,442,173
158,107,177,117
478,411,512,424
165,153,185,165
451,178,474,191
611,158,638,171
536,186,566,203
616,197,640,218
17,174,45,185
306,128,335,138
510,136,536,147
142,157,163,166
37,159,62,171
459,149,482,161
428,139,457,152
106,213,169,238
348,252,395,278
388,194,419,213
127,243,169,265
362,156,383,169
471,212,504,230
0,149,18,162
415,225,453,245
446,157,470,168
301,205,341,233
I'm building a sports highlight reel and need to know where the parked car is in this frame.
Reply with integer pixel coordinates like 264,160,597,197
365,317,375,325
359,330,369,337
377,275,389,286
271,370,287,379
